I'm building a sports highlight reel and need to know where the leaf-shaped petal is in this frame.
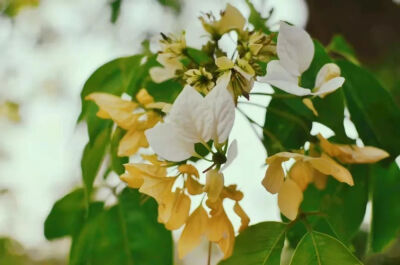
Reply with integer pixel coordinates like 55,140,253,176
145,122,195,162
277,21,314,77
169,85,214,142
278,179,303,220
178,206,209,258
261,60,312,96
205,73,235,143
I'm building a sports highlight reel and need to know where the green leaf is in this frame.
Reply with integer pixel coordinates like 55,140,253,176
81,127,111,200
110,0,122,23
245,0,271,33
219,222,286,265
78,55,144,142
70,189,173,265
337,60,400,158
1,0,39,17
289,231,362,265
110,127,128,175
126,55,159,96
157,0,181,13
371,162,400,252
185,47,212,65
44,189,86,239
44,189,104,240
263,97,312,155
145,79,183,103
327,35,359,65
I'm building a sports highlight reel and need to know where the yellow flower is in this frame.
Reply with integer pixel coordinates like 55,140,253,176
215,56,255,100
206,198,235,259
179,164,204,195
86,89,162,156
150,53,184,83
200,4,246,39
184,67,215,94
159,32,186,57
121,162,248,260
262,152,354,220
150,32,186,83
248,31,276,62
317,134,389,164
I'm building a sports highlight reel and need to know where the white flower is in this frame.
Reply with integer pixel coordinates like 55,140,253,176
145,73,235,162
259,21,345,97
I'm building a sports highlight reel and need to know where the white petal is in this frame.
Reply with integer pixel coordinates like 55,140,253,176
260,60,312,96
314,63,341,89
168,85,214,142
277,21,314,76
313,77,345,97
221,139,238,171
205,73,235,143
145,123,194,162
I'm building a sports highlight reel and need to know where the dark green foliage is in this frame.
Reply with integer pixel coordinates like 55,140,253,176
338,60,400,157
371,162,400,252
69,189,173,265
110,0,122,23
219,222,286,265
290,231,362,265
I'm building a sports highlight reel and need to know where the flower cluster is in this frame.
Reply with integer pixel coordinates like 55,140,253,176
262,134,389,220
84,3,390,261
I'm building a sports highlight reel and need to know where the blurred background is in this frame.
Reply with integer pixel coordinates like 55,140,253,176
0,0,399,264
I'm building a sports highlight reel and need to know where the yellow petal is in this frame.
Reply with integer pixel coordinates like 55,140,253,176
178,206,209,258
262,159,285,194
317,134,389,164
307,155,354,186
302,98,318,116
217,4,246,35
221,185,244,201
278,179,303,220
313,170,328,190
145,102,169,110
118,130,148,157
140,154,168,167
233,202,250,232
186,175,204,195
140,176,175,204
121,163,167,189
289,161,313,191
348,146,390,163
204,169,224,202
266,152,305,164
120,172,143,188
207,206,235,259
85,93,138,129
160,190,191,230
136,88,154,105
215,56,234,70
178,164,199,178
